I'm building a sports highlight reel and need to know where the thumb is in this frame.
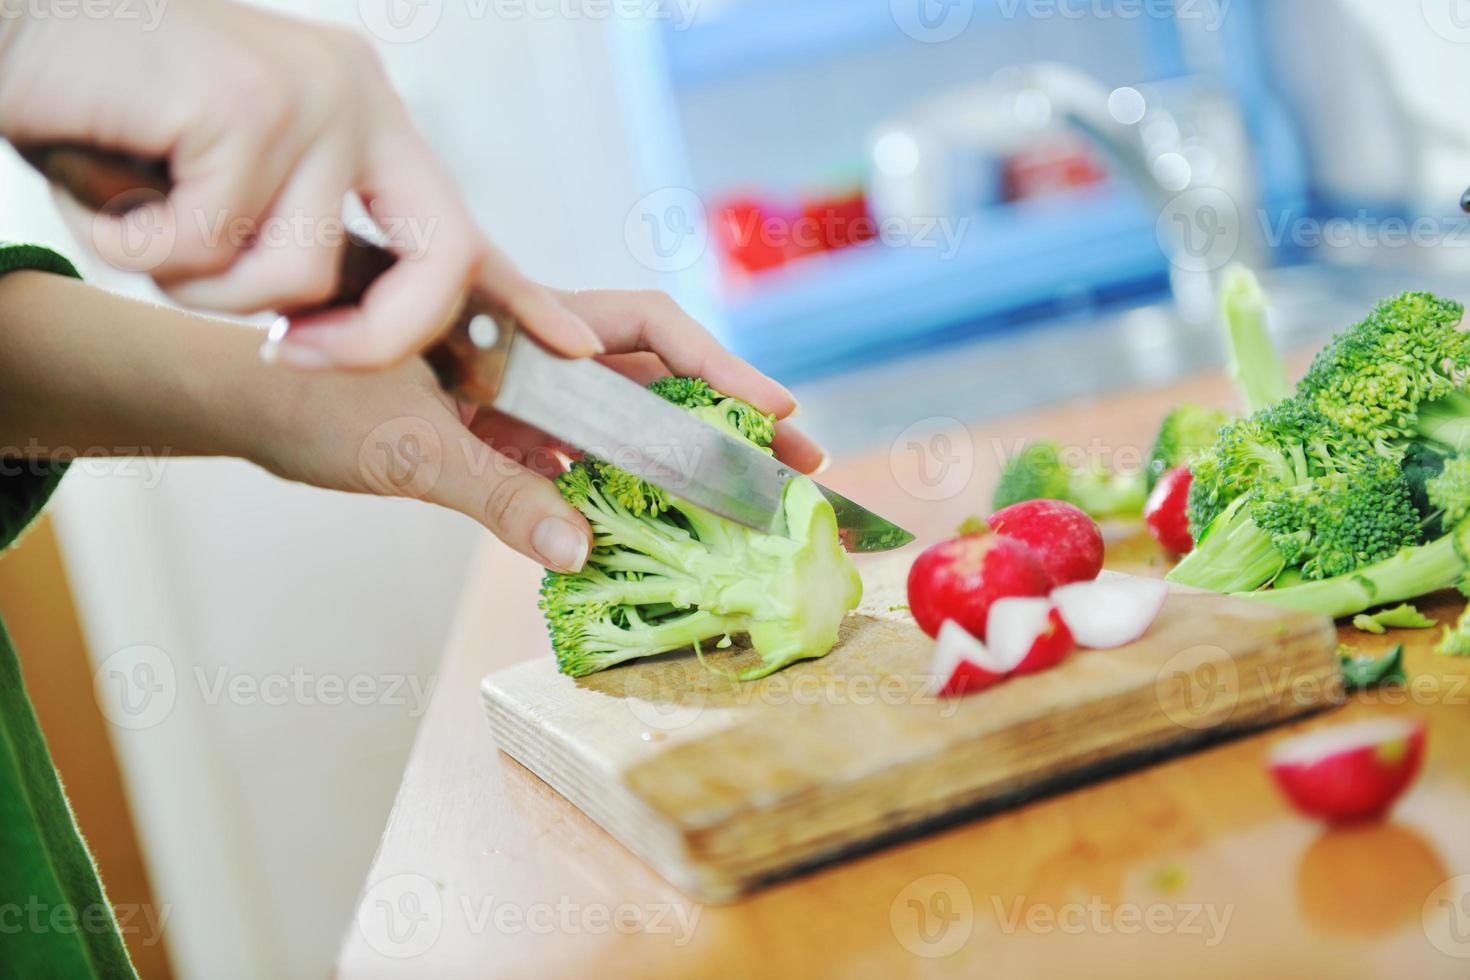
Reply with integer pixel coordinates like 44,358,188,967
430,429,592,572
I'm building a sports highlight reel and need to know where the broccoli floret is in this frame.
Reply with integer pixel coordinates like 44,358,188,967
1220,265,1292,415
1298,291,1470,446
1146,403,1229,490
992,440,1146,518
540,379,861,679
1438,606,1470,656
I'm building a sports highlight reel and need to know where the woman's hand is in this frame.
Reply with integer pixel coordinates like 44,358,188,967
263,289,826,570
0,272,824,572
0,0,601,369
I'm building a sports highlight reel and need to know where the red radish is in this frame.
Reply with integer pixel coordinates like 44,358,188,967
1269,718,1425,822
987,597,1075,675
907,534,1051,639
1145,467,1195,555
986,499,1103,586
930,621,1011,697
1051,576,1168,648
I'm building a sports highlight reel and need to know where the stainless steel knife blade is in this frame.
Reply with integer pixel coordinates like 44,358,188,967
492,334,914,552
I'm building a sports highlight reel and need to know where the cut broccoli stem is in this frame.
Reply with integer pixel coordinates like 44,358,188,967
1221,265,1291,415
1167,495,1286,593
560,609,744,677
1237,524,1470,620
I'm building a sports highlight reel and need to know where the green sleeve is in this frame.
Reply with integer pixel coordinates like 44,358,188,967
0,243,139,980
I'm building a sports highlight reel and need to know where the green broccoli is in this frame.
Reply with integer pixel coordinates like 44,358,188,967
1352,603,1436,634
539,378,862,680
1220,264,1292,415
1146,403,1230,490
992,440,1147,518
1438,606,1470,656
1168,289,1470,614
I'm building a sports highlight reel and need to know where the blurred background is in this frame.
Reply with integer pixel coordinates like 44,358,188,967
5,0,1470,976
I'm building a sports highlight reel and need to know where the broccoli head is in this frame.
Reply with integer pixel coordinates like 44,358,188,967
1298,291,1470,445
540,378,861,679
1146,403,1230,490
993,440,1146,518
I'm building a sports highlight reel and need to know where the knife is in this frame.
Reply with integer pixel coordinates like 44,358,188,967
23,144,915,552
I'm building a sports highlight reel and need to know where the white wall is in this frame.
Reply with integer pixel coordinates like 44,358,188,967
1,2,652,977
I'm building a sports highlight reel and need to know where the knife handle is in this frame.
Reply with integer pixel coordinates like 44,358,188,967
18,143,518,404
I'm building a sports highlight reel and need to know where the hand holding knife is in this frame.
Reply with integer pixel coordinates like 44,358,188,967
24,145,914,553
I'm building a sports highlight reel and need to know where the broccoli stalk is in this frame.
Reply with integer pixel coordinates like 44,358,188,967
1438,605,1470,656
1239,517,1470,620
992,440,1147,518
540,378,862,680
1220,264,1292,415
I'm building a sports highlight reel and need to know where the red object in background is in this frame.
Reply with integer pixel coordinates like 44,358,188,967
1003,138,1107,202
714,189,876,281
714,197,789,276
800,190,877,252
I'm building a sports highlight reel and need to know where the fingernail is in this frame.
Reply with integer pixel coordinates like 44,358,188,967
532,517,590,572
269,342,333,370
786,402,803,419
812,451,832,476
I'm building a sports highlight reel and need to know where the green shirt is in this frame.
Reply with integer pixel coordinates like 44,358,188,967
0,244,138,979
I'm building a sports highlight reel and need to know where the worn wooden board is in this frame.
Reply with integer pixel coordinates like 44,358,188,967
481,559,1343,902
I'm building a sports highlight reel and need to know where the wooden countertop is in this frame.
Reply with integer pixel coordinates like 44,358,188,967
337,369,1470,979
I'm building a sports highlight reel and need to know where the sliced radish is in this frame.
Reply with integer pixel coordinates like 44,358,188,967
1268,718,1426,822
986,597,1075,676
930,620,1011,697
1051,577,1168,648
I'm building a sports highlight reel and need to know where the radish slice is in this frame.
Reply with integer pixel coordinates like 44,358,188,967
930,620,1009,697
987,597,1075,675
1268,718,1426,822
1051,577,1168,648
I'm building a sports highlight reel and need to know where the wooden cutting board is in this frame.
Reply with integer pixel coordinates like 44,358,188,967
481,558,1343,902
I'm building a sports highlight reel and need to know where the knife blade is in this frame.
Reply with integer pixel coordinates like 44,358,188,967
21,143,916,552
493,333,914,551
